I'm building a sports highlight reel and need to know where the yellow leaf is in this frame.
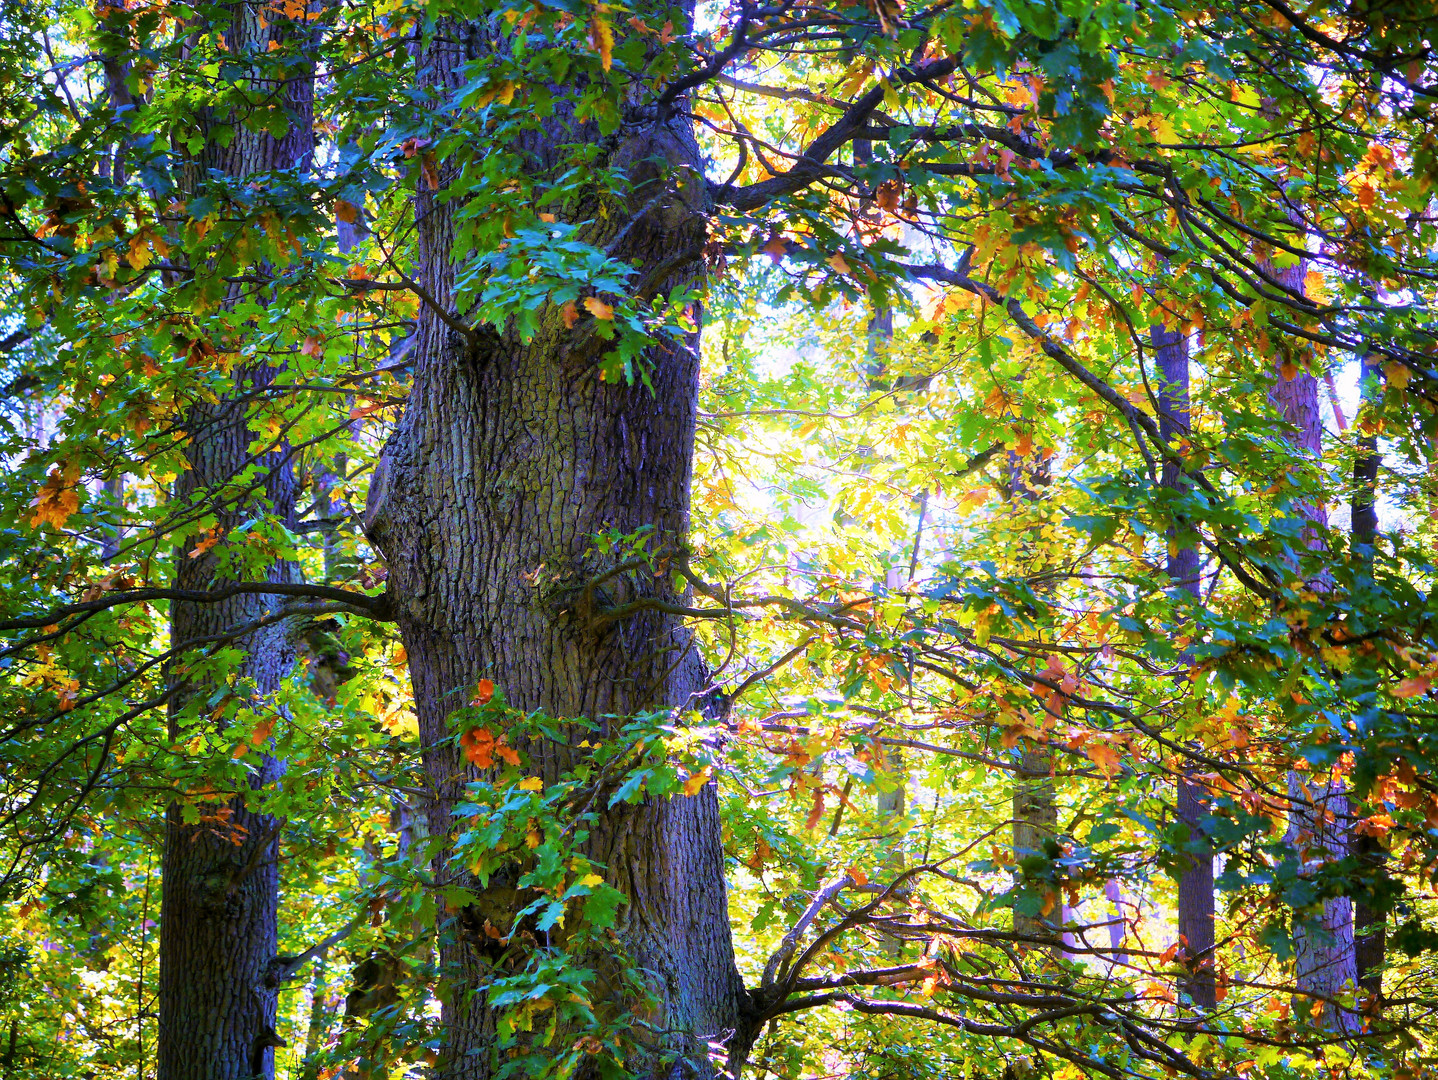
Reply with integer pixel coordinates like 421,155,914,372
587,13,614,71
126,232,153,271
583,296,614,320
827,251,851,275
1385,362,1411,390
682,767,711,796
579,873,604,888
518,776,544,791
840,61,873,99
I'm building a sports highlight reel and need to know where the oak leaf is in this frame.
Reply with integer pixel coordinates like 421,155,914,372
583,296,614,320
29,464,81,530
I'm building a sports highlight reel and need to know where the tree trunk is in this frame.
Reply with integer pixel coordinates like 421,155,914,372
157,6,314,1078
1351,349,1385,1002
363,21,747,1080
1004,449,1058,946
1265,254,1356,1028
1152,321,1216,1009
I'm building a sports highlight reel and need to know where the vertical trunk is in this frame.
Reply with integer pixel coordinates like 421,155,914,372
1005,450,1058,946
1351,349,1385,1002
157,7,314,1079
1152,321,1216,1009
364,21,746,1080
1265,253,1356,1027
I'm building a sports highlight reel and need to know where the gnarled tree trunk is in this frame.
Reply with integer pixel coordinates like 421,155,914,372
363,19,747,1080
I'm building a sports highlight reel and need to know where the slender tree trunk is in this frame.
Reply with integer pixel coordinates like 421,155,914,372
363,19,746,1080
1351,349,1385,1002
157,6,314,1078
1152,321,1216,1009
1005,448,1058,946
1265,253,1356,1027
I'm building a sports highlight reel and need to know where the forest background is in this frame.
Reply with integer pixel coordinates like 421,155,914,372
1,1,1437,1079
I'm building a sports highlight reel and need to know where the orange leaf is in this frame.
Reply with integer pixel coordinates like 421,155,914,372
251,716,275,746
461,726,495,768
188,527,222,559
301,334,324,357
1084,741,1122,780
761,233,789,264
1393,676,1430,699
560,301,580,327
495,742,521,767
683,766,711,796
421,153,440,191
335,199,359,224
583,296,614,320
473,678,495,706
805,789,825,830
28,464,81,530
826,251,851,275
847,865,868,886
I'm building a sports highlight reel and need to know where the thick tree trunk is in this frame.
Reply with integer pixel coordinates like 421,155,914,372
363,22,746,1080
1351,349,1385,1002
1152,322,1216,1009
157,7,314,1078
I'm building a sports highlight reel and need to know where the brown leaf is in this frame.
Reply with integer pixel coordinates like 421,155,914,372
805,789,825,830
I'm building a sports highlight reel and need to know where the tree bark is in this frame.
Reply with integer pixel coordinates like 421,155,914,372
157,6,314,1078
1004,448,1058,946
1264,253,1356,1028
1152,321,1216,1009
363,21,747,1080
1351,349,1385,1002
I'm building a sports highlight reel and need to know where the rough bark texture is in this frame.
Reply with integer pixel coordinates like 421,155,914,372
363,21,746,1080
1351,349,1385,1001
1152,322,1215,1009
1265,255,1355,1027
157,7,313,1078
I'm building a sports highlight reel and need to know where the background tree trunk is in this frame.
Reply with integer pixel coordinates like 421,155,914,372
1152,320,1216,1009
1351,348,1385,1002
362,20,747,1080
1005,445,1058,947
157,6,314,1077
1265,254,1356,1028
